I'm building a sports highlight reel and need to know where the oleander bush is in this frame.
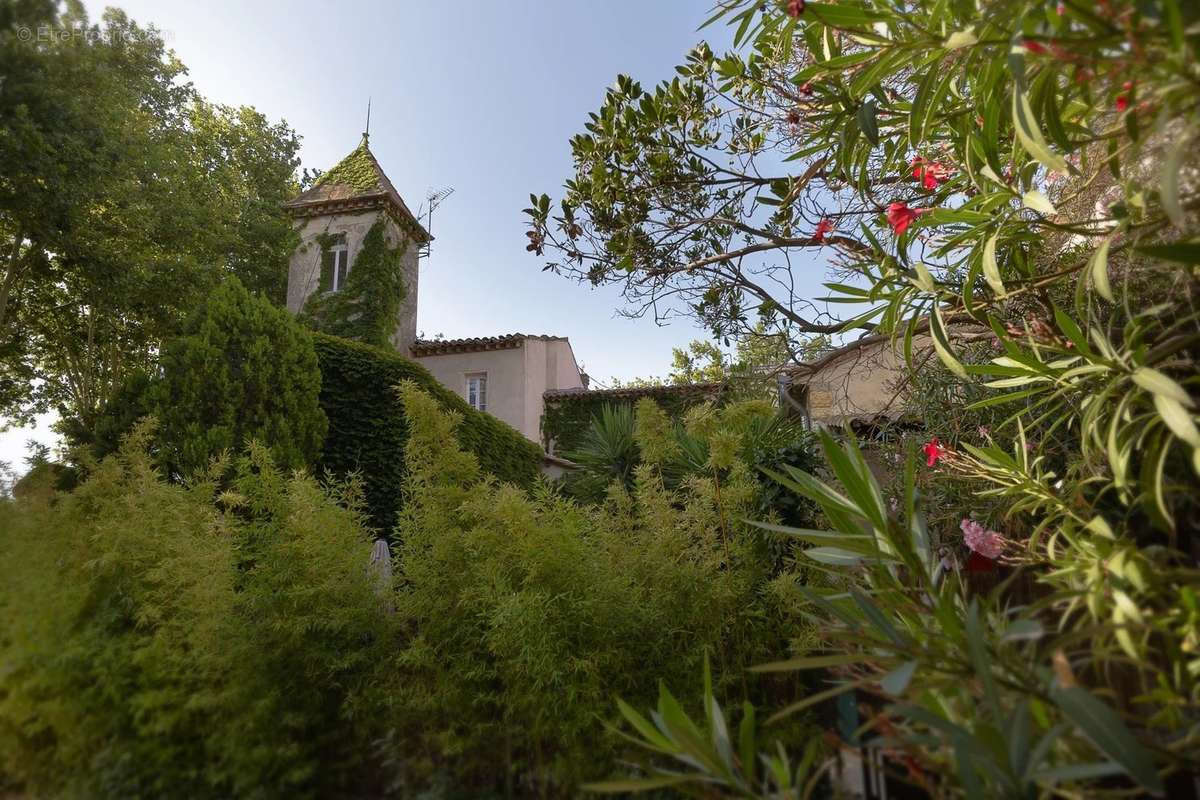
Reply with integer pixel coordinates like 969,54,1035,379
561,0,1200,796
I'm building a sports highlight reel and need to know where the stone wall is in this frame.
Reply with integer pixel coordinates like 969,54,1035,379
286,208,420,355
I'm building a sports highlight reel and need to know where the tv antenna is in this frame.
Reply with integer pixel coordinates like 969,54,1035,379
417,186,454,259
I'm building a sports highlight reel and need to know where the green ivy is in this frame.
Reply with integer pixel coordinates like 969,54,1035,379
313,333,543,535
301,220,406,347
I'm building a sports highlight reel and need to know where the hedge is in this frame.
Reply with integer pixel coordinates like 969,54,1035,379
313,333,543,534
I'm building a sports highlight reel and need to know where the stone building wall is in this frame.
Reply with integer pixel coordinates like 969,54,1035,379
286,208,420,355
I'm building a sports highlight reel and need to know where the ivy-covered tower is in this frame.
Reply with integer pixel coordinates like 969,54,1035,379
283,135,430,355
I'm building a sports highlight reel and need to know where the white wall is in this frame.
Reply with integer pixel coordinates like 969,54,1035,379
413,347,529,436
414,337,583,444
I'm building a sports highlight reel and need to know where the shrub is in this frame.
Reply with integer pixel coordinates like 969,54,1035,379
591,0,1200,796
0,422,396,799
559,402,638,499
562,397,817,515
387,383,811,796
312,333,543,534
155,277,327,476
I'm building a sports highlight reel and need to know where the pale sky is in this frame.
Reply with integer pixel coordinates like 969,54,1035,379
2,1,819,470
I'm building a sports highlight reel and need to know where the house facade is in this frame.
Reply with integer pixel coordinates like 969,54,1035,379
410,334,585,442
780,326,989,428
283,137,584,444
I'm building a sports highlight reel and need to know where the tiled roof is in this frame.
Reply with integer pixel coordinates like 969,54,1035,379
284,136,430,242
543,382,724,402
410,333,566,356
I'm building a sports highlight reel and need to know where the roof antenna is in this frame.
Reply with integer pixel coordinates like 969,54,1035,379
363,97,371,143
417,187,454,260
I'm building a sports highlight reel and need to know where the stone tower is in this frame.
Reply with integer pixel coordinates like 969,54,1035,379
283,135,430,355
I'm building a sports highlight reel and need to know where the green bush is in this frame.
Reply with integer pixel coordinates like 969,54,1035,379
0,423,396,799
585,0,1200,796
156,278,327,476
387,383,810,796
312,333,543,534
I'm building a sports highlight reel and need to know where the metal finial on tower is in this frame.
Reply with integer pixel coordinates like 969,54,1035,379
363,97,372,142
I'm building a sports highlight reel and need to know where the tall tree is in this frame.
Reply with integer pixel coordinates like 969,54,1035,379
0,2,300,430
155,277,326,477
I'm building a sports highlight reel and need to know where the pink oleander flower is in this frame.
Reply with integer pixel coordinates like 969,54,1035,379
813,217,834,243
887,202,928,235
922,437,948,466
961,518,1006,560
910,157,953,190
1116,81,1133,113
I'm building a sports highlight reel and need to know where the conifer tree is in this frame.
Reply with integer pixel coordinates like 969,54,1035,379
156,278,326,475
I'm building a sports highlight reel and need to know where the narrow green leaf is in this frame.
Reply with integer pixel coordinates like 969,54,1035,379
930,303,967,378
765,680,865,725
804,546,870,566
880,661,917,695
739,701,756,785
982,233,1005,295
1088,238,1114,302
752,653,865,672
616,698,676,752
1161,133,1190,228
944,26,978,50
913,262,936,293
1011,78,1068,172
1132,367,1194,408
1154,395,1200,447
584,775,697,793
1022,190,1056,215
1051,687,1164,795
857,98,879,146
1135,241,1200,264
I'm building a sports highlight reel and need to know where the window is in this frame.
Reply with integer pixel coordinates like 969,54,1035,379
329,241,349,292
466,373,487,411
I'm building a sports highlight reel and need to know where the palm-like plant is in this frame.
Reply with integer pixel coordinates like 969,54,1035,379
561,403,638,500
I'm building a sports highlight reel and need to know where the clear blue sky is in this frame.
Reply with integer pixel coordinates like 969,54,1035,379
122,0,737,381
4,1,749,467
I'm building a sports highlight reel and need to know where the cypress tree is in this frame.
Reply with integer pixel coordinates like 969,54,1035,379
156,278,327,476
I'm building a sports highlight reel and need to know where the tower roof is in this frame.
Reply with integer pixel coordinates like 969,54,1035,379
284,136,431,242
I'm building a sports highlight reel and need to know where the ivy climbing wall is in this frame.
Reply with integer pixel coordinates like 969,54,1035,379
288,210,420,354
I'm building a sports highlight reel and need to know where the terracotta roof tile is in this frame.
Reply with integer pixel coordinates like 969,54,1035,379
410,333,566,356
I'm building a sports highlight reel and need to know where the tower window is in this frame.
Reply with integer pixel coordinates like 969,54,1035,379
329,241,349,292
466,373,487,412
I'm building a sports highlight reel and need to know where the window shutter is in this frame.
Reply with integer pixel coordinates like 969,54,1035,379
318,245,334,292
